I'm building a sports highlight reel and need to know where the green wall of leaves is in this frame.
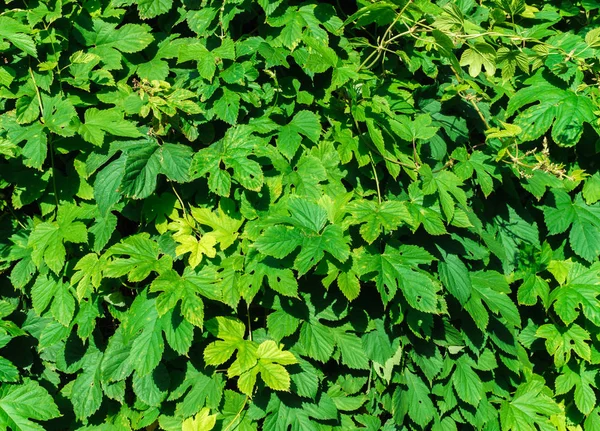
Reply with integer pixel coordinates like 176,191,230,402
1,0,600,430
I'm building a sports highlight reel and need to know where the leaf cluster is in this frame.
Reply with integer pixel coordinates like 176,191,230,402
1,0,600,430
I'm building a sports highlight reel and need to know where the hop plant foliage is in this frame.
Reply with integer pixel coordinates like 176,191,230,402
0,0,600,430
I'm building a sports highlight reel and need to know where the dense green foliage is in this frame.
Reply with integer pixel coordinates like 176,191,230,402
1,0,600,429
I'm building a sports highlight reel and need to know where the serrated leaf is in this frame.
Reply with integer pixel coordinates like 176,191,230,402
94,154,126,215
348,199,413,243
459,43,496,77
150,268,220,327
175,234,217,269
0,380,60,431
71,349,103,420
438,254,472,305
28,215,87,274
0,17,37,57
549,261,600,326
79,108,142,146
182,407,217,431
119,141,161,199
105,233,171,282
214,88,240,125
536,322,591,367
137,0,173,19
394,370,435,427
543,190,600,262
452,356,482,407
500,379,561,431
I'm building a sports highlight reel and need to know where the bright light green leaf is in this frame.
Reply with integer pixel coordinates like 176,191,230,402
459,43,496,77
182,407,217,431
175,234,217,269
536,323,591,367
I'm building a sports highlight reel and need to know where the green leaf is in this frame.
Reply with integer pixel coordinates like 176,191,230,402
94,155,126,215
420,166,467,221
190,201,244,250
337,271,361,301
299,320,335,362
394,114,439,141
175,234,217,269
133,364,170,407
95,21,154,53
28,211,88,274
137,0,173,19
89,213,117,252
214,88,240,125
150,267,221,327
508,86,596,147
119,141,161,199
51,279,75,327
71,349,103,420
276,111,322,159
169,363,222,417
543,190,600,262
105,233,172,282
549,261,600,326
191,126,264,195
583,173,600,205
255,199,350,275
79,108,142,146
182,407,217,431
159,143,193,183
555,362,596,415
356,245,441,310
203,316,247,366
393,370,435,427
0,358,19,383
218,390,253,431
42,95,77,137
71,253,104,301
536,323,591,367
333,330,369,370
0,380,61,431
187,8,219,36
459,43,496,77
0,17,37,57
122,290,165,375
466,270,520,330
500,378,561,431
348,199,413,244
254,340,297,391
452,356,483,407
551,92,596,147
438,254,472,305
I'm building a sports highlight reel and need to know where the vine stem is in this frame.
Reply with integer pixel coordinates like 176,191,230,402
6,205,27,229
30,68,59,211
370,156,382,204
223,396,249,431
357,0,413,71
246,302,252,341
170,182,188,219
29,67,44,118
